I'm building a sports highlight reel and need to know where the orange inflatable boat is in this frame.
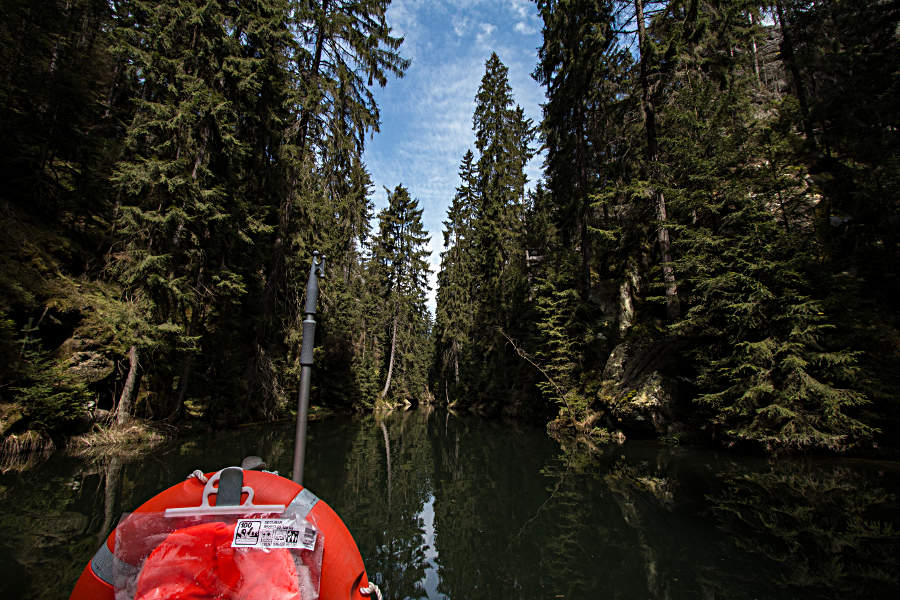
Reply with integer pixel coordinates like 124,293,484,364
70,465,376,600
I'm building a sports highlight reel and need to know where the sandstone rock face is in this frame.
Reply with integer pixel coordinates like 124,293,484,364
610,371,676,435
600,342,680,435
602,342,630,381
58,337,115,383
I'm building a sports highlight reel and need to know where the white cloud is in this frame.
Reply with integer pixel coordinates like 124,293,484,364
509,0,541,33
476,22,496,46
514,21,538,35
385,0,427,59
451,15,470,37
508,0,529,18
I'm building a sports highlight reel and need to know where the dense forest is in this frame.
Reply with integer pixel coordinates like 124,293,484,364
1,0,898,459
435,0,900,453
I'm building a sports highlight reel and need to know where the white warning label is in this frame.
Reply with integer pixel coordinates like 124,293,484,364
232,519,317,550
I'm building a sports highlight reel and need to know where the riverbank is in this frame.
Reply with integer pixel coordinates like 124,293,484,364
0,401,345,473
4,396,899,476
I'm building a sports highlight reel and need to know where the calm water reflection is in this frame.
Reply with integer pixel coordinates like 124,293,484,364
2,408,899,599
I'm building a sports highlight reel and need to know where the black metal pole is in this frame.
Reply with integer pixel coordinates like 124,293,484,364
292,252,325,485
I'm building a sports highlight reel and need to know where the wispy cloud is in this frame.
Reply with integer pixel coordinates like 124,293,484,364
476,22,496,46
384,0,424,58
451,14,470,37
514,21,538,35
508,0,530,19
509,0,542,34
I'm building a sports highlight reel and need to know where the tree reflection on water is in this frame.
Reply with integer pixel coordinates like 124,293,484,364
1,409,898,600
708,462,899,599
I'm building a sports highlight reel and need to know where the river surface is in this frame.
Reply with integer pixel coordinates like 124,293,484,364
2,408,899,600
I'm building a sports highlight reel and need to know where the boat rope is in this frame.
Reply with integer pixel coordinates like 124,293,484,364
360,582,383,600
187,469,209,484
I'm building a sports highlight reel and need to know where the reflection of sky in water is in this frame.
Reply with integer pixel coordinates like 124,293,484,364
418,493,447,599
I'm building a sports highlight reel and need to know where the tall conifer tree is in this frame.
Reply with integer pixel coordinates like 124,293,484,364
466,53,535,408
434,150,478,403
535,0,620,297
250,0,409,409
372,185,432,405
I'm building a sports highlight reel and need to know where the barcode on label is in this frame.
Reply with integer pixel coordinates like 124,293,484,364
302,526,317,549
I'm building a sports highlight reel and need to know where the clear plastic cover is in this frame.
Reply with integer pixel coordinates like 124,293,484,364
113,511,323,600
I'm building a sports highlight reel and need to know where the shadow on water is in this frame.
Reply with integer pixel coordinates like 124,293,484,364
2,408,899,600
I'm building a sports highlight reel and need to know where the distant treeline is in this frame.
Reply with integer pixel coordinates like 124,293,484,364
1,0,898,455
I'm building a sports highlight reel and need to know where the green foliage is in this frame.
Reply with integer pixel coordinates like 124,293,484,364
434,52,537,412
535,0,626,295
533,266,589,424
1,0,896,453
665,34,874,451
521,0,893,450
0,0,410,430
13,323,92,435
780,0,900,437
99,0,410,419
249,0,409,416
0,0,119,219
473,53,535,294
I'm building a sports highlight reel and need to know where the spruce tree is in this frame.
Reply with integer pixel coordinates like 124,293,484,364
434,150,478,403
466,53,535,408
533,264,588,429
13,322,93,435
535,0,620,297
251,0,409,410
0,0,118,218
473,53,534,290
633,0,680,320
371,185,432,406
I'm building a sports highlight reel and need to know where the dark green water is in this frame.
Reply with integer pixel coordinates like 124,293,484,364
2,409,899,599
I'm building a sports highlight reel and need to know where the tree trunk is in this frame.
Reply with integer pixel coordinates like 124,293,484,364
656,191,680,320
775,0,815,143
249,2,331,410
619,260,639,333
169,355,193,422
635,0,658,160
116,345,139,427
635,0,680,320
749,11,761,85
99,455,122,546
577,110,592,299
380,315,398,400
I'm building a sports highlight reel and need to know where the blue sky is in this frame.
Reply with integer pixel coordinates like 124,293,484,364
362,0,547,312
